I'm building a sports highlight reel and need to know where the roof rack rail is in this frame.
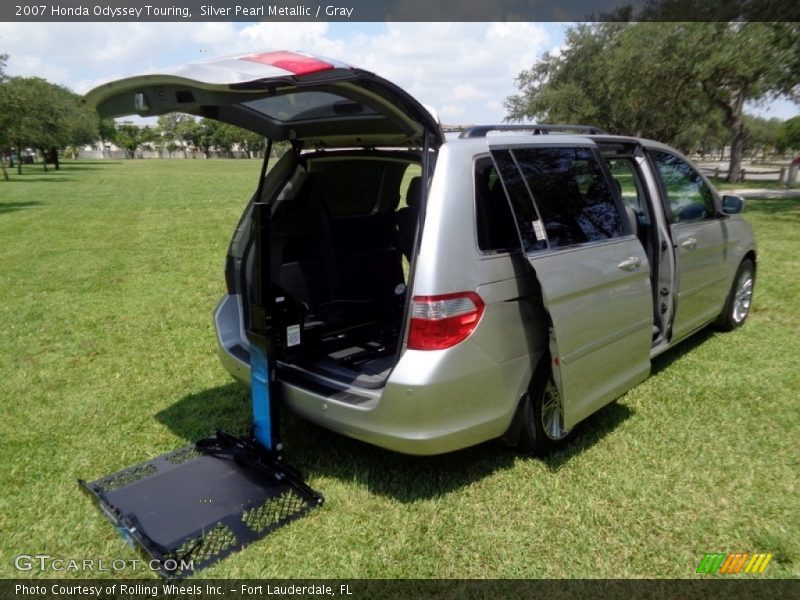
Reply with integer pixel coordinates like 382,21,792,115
458,124,607,139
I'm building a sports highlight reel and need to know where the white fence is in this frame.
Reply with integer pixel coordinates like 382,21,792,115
697,164,793,183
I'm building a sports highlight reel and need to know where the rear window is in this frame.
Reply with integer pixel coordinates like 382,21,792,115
474,157,521,253
244,92,379,123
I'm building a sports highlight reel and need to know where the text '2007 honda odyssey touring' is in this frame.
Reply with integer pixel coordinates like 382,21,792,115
87,50,757,456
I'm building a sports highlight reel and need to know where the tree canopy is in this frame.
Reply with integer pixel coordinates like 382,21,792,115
506,22,800,181
0,75,99,175
778,116,800,153
154,113,267,158
113,122,156,158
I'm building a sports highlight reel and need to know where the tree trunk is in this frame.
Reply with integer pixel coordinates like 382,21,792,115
725,87,746,183
16,140,22,175
1,155,8,181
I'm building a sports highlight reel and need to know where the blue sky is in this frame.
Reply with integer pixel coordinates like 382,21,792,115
0,22,796,125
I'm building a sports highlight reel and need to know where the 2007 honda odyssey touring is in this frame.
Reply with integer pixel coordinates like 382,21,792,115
87,50,757,456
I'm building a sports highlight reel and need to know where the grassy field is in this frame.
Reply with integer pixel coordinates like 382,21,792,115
0,159,798,579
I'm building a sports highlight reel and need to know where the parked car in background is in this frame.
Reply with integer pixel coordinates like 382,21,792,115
86,50,757,456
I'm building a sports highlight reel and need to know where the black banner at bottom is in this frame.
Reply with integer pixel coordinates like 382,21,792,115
2,579,798,600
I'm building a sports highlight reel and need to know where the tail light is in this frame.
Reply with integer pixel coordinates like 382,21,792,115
408,292,485,350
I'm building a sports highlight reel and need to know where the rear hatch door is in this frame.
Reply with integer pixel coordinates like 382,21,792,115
85,50,443,149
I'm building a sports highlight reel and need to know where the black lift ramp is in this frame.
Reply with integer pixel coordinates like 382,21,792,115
81,144,323,577
80,432,323,577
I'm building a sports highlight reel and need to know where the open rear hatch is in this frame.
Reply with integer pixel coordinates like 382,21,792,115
85,49,442,149
81,51,441,577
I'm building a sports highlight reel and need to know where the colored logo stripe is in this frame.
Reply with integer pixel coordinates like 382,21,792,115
697,553,772,574
696,553,726,573
745,553,773,573
720,553,749,573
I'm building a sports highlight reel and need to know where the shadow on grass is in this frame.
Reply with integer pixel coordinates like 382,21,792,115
3,176,72,184
155,382,251,441
155,377,631,501
651,327,716,376
155,382,516,501
541,324,735,471
0,200,44,213
58,161,124,170
540,401,634,472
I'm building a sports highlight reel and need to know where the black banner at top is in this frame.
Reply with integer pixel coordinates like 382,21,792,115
2,0,799,22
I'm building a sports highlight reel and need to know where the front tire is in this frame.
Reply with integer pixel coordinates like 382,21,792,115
518,370,572,456
716,258,755,331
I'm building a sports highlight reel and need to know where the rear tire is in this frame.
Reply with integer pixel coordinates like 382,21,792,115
518,369,572,456
716,258,755,331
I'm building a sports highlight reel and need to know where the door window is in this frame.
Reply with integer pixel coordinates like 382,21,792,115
606,157,652,228
491,146,624,251
651,151,715,223
491,149,547,253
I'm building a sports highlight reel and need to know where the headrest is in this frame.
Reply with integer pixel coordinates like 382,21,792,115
406,176,422,210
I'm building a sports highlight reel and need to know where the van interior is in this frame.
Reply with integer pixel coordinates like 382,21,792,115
249,152,421,388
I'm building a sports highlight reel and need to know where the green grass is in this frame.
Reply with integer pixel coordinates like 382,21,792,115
1,161,798,579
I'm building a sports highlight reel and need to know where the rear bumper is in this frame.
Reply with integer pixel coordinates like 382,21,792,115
214,294,524,455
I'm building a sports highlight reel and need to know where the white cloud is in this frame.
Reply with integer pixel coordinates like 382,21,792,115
0,22,553,124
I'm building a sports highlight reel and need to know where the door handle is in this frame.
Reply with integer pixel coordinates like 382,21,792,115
681,237,697,250
617,256,641,271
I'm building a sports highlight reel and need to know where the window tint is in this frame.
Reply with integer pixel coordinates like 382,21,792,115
244,92,378,123
651,151,715,223
474,157,522,253
490,149,546,253
513,147,624,248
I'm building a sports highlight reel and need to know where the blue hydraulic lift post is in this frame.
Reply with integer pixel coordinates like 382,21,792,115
247,139,276,452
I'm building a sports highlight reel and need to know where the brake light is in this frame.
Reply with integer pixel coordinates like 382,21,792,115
241,51,334,76
408,292,485,351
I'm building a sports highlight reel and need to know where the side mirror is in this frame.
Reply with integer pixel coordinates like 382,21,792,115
721,194,745,215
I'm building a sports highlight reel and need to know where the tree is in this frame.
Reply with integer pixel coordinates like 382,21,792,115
98,118,117,157
174,118,202,157
201,121,217,157
157,113,272,159
0,77,62,174
114,122,156,158
0,55,9,180
0,76,99,174
506,22,800,181
777,116,800,154
239,130,267,158
689,23,797,181
743,115,783,160
506,24,721,148
157,113,197,157
36,83,98,169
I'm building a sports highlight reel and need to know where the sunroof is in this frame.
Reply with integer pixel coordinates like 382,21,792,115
243,92,378,122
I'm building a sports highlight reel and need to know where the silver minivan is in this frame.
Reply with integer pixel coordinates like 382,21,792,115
88,51,757,456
